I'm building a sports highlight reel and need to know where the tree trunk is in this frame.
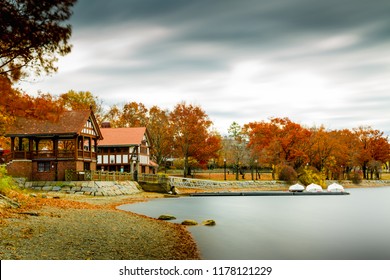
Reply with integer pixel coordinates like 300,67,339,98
362,163,368,179
183,156,188,178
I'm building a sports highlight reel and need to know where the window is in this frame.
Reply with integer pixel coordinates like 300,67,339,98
84,162,90,171
38,162,51,172
84,138,90,151
58,140,74,151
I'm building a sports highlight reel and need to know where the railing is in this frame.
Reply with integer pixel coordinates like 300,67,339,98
91,170,134,181
10,150,57,160
138,173,169,184
64,169,168,183
6,150,97,161
77,150,96,159
65,170,133,181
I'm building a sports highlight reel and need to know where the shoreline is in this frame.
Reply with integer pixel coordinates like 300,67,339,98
1,180,389,260
173,179,390,194
0,191,200,260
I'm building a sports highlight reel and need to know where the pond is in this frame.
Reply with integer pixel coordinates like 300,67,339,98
118,187,390,260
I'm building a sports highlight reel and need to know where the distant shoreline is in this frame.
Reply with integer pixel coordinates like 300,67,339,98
173,179,390,194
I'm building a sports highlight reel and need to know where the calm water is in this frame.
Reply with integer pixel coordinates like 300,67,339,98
118,187,390,260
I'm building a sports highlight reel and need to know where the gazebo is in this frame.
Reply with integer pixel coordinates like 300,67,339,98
5,109,102,181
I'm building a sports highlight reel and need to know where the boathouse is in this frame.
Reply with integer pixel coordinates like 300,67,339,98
97,124,157,174
4,109,103,181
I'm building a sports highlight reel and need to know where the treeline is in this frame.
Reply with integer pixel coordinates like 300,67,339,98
0,88,222,178
241,118,390,181
1,88,390,180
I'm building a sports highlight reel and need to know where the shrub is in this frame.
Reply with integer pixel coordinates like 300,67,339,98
0,166,16,194
349,171,362,184
298,166,326,187
277,165,298,184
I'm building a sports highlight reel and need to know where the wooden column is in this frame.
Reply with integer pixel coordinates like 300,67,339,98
29,138,33,159
10,137,15,159
53,137,58,158
82,136,85,159
18,137,23,151
74,136,78,159
89,137,92,159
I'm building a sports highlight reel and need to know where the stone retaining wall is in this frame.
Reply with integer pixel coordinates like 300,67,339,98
15,179,142,196
169,177,289,189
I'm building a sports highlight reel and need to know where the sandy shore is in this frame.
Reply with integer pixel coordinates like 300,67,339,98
0,192,200,260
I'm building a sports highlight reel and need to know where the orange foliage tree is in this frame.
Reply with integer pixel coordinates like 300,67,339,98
169,102,221,177
0,77,63,149
245,117,390,181
59,90,104,123
243,119,278,168
353,126,390,179
307,126,339,174
244,118,311,173
147,106,174,168
104,102,148,128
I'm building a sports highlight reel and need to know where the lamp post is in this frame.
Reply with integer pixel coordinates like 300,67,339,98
224,158,227,181
131,146,139,181
251,161,254,180
255,160,258,180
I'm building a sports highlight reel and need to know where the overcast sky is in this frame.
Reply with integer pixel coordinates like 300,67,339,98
18,0,390,135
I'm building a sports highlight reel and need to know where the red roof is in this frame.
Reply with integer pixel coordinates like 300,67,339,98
98,127,147,147
6,110,102,139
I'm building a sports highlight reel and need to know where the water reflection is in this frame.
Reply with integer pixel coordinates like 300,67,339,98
118,187,390,259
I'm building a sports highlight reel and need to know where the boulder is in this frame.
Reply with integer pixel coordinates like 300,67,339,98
181,219,198,226
0,194,20,208
158,214,176,220
202,219,216,226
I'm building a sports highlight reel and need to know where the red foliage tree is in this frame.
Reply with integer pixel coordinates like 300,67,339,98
169,102,221,177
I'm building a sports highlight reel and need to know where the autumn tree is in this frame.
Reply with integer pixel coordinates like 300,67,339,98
103,105,121,127
244,118,311,178
1,0,75,149
271,118,311,169
1,76,63,148
244,120,278,168
354,126,390,179
0,0,76,81
326,129,361,180
59,90,104,123
169,102,221,177
224,122,250,180
104,102,148,128
147,106,173,169
307,126,338,173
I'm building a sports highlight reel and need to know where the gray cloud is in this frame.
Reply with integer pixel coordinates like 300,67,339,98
18,0,390,135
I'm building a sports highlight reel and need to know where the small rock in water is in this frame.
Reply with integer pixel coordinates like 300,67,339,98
202,219,216,226
181,219,198,226
158,214,176,220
